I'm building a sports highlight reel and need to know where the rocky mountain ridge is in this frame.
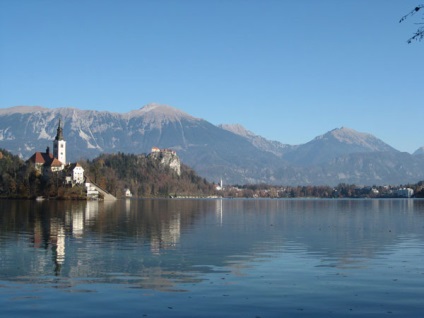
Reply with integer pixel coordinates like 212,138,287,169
1,104,423,185
219,123,294,157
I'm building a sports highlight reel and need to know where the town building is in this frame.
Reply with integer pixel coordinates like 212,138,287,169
85,182,99,200
125,188,133,197
215,179,223,191
396,188,414,198
65,163,85,185
27,146,64,175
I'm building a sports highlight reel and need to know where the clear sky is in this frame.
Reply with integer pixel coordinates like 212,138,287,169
0,0,422,153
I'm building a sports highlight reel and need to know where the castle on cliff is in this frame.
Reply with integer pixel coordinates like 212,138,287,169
149,147,181,176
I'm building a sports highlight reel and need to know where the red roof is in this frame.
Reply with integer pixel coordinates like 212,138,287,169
28,152,54,164
50,158,63,167
28,151,63,167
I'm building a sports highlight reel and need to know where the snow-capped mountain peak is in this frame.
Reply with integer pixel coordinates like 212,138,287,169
128,103,197,123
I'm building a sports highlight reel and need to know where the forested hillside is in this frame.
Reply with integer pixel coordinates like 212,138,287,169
0,149,32,197
0,149,216,199
80,152,216,198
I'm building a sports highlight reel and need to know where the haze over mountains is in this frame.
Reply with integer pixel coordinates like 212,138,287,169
1,104,423,186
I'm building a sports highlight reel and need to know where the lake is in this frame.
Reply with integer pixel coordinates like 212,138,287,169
1,199,424,317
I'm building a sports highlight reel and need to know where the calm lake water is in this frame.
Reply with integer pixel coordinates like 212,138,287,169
1,199,424,317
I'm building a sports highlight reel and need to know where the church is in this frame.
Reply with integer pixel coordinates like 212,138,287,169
27,120,84,185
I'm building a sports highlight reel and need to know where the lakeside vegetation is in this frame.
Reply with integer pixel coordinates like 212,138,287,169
80,152,215,198
1,148,423,199
0,149,86,199
224,183,424,199
0,149,215,199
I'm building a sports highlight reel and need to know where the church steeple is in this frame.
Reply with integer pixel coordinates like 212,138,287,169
55,119,64,141
53,119,66,165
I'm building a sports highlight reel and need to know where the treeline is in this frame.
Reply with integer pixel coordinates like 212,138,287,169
224,182,424,198
0,149,216,199
79,152,216,198
0,149,87,199
1,148,423,199
0,149,34,198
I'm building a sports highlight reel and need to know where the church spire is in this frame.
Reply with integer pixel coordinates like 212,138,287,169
55,119,64,141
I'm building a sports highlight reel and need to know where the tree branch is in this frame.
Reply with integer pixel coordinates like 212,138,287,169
400,5,424,43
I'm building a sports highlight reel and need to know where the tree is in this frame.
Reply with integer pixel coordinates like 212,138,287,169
400,5,424,43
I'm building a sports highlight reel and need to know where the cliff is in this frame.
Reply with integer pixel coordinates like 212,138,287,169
148,149,181,176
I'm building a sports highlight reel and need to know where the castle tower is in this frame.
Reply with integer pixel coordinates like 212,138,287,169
53,119,66,164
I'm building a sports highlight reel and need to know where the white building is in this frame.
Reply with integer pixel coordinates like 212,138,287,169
125,188,133,197
71,163,84,184
397,188,414,198
85,183,99,200
216,179,223,191
65,163,85,185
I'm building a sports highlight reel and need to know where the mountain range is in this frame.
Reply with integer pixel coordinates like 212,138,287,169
1,104,423,186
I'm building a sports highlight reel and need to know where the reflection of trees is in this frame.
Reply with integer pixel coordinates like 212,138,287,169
1,199,424,291
91,199,212,250
86,198,424,269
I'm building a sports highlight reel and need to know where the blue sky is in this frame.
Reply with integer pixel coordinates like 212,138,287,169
0,0,422,153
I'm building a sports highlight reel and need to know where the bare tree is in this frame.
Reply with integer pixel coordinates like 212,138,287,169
400,5,424,43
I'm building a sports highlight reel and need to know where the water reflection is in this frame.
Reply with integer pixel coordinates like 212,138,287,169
49,217,65,274
1,199,424,289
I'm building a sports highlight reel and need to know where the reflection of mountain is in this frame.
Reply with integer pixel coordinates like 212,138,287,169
1,199,424,290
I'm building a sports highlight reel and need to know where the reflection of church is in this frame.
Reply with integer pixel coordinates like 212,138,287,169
27,120,84,185
31,201,101,275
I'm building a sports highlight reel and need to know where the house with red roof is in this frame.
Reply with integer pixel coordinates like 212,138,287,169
28,146,64,175
27,120,84,185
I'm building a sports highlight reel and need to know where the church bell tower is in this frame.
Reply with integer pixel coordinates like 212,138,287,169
53,119,66,164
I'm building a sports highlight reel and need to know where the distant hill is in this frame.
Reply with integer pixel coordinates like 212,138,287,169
81,152,215,198
414,146,424,155
1,104,423,186
281,127,398,166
